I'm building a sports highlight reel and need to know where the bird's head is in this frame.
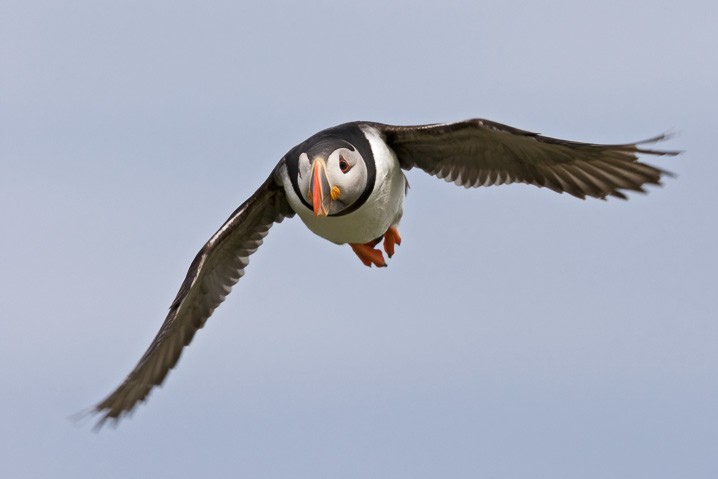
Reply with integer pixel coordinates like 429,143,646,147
296,139,369,217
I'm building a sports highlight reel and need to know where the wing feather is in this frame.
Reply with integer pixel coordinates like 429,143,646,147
93,170,294,427
374,119,678,199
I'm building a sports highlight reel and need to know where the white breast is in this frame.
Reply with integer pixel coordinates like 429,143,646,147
282,125,406,245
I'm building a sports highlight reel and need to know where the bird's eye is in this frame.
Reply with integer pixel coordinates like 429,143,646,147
339,155,351,173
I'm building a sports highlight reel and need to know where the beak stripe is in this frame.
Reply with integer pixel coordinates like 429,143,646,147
310,159,330,216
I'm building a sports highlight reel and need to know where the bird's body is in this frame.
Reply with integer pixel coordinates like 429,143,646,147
280,123,406,245
92,118,679,427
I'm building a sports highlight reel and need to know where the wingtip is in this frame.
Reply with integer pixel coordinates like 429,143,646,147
89,405,138,432
69,404,115,433
634,130,683,157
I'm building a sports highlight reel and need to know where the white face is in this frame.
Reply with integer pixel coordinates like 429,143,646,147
297,146,368,216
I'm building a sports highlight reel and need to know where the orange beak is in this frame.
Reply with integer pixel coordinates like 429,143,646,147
309,158,331,216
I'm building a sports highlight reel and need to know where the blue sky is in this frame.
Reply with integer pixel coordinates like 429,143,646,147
1,1,716,478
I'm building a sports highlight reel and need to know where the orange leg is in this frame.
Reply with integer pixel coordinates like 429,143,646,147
349,226,401,267
349,243,386,268
382,225,402,258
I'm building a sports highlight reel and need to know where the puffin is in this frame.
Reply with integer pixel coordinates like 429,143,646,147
92,118,678,426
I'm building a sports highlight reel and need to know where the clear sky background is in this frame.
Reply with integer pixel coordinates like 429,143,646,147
1,1,716,478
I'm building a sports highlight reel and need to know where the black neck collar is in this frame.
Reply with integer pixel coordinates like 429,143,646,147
284,122,376,217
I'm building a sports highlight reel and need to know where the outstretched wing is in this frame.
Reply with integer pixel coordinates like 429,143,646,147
94,169,294,427
374,119,679,199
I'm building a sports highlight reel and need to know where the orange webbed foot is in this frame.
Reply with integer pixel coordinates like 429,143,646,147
350,243,387,268
383,226,402,258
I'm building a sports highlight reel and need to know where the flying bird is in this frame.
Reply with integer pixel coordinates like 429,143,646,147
93,118,678,426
